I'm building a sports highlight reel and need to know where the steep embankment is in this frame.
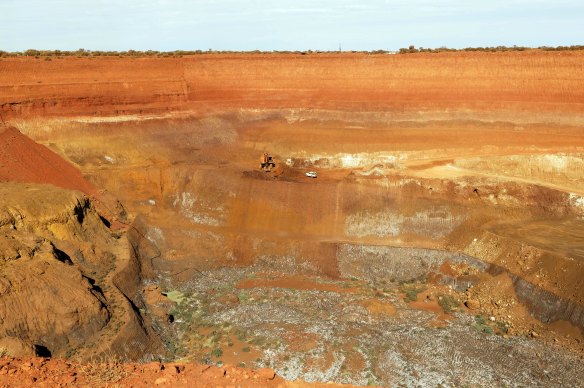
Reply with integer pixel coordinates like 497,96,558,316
1,51,583,120
0,126,96,195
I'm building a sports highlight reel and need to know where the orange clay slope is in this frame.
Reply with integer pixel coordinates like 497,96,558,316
0,126,96,195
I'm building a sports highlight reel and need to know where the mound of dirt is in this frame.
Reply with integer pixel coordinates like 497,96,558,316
0,126,96,195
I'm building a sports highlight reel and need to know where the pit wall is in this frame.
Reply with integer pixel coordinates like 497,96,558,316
337,245,487,282
153,168,580,244
6,111,584,343
132,163,583,281
13,113,581,293
2,52,584,120
336,242,584,332
445,228,584,330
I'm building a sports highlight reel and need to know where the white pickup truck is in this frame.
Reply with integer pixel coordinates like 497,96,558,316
305,171,318,178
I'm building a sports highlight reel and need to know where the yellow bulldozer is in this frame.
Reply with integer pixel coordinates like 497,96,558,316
259,152,276,172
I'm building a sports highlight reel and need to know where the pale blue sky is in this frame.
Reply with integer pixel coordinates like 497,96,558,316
1,0,583,51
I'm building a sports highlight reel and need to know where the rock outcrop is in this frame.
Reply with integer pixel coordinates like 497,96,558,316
0,182,161,359
0,184,111,357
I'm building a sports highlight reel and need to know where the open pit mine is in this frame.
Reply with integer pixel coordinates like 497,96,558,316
1,51,584,386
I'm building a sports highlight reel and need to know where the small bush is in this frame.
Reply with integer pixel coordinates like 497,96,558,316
79,355,127,384
404,289,419,302
210,347,223,357
25,49,41,56
237,292,249,303
473,315,494,335
475,315,487,325
242,346,250,352
401,285,425,302
496,321,509,334
438,294,460,313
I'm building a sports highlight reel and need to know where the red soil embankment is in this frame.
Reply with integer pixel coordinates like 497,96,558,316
1,51,583,119
0,126,96,195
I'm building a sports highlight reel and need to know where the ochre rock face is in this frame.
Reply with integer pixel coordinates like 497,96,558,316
0,233,109,354
1,52,583,119
0,184,109,357
0,182,161,359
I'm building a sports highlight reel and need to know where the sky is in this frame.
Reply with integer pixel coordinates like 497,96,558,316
1,0,583,51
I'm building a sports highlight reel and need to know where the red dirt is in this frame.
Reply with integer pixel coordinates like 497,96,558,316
236,275,358,293
0,356,346,387
0,126,96,196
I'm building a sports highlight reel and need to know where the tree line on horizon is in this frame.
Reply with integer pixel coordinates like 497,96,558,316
398,44,584,54
1,45,583,58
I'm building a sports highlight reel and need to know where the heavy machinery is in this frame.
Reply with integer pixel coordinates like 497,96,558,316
259,152,276,172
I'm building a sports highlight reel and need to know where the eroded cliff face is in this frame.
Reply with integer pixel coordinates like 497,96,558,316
0,182,162,360
0,184,110,357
